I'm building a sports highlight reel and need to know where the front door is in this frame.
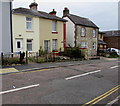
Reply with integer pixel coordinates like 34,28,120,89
16,39,23,52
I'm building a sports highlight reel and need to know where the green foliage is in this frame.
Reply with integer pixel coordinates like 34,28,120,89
108,52,119,58
39,46,47,56
2,57,20,65
64,47,81,58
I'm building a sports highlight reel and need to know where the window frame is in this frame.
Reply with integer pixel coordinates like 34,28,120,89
52,21,57,32
93,29,96,37
81,42,88,48
81,27,86,37
26,17,32,31
44,40,50,53
93,42,96,49
52,39,57,51
27,39,33,51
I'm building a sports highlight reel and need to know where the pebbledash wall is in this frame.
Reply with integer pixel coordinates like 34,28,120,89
64,17,98,56
76,26,98,56
12,14,65,53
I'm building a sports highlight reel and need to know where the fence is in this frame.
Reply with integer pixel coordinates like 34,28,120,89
0,51,28,66
0,51,58,66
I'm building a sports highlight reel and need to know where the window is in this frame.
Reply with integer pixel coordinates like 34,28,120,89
27,40,32,51
17,41,21,49
81,28,85,37
26,17,32,30
52,39,57,51
81,42,87,48
93,29,96,37
52,21,57,32
16,39,22,49
93,42,96,49
44,40,50,53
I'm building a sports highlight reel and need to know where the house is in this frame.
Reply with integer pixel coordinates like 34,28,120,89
103,30,120,49
63,8,99,56
12,2,67,54
98,32,106,51
0,0,13,54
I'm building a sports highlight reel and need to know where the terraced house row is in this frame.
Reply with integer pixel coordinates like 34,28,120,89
1,1,100,56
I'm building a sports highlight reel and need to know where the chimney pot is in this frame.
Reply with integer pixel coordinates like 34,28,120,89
49,9,57,16
63,7,69,17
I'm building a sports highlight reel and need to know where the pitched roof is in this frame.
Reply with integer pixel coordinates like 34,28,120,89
103,30,120,37
65,14,99,29
13,8,67,22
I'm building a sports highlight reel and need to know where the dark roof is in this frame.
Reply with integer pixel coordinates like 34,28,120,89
98,40,106,45
98,31,105,34
13,8,67,22
64,14,99,29
103,30,120,37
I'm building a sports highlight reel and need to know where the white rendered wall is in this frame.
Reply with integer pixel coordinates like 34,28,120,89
63,17,75,47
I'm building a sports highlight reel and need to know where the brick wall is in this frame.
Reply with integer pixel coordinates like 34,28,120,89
104,36,120,49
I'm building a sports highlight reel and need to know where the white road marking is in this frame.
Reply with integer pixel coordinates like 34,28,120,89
65,70,101,80
0,84,40,95
110,66,118,69
106,95,120,106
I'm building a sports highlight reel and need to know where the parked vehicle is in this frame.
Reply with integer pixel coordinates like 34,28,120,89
107,48,120,55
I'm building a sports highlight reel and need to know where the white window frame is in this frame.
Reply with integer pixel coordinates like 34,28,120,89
26,17,32,31
52,21,57,32
81,42,88,48
52,39,57,51
44,40,50,53
93,42,96,49
81,27,85,37
93,29,96,37
27,40,33,51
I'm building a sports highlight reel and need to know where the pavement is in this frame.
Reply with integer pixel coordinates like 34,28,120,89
0,57,119,75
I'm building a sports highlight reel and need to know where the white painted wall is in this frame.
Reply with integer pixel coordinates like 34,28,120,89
63,17,75,47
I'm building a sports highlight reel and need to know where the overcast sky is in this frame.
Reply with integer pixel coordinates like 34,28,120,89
12,0,119,31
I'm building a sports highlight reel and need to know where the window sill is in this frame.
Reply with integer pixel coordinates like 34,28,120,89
26,30,34,32
52,32,58,34
80,48,87,49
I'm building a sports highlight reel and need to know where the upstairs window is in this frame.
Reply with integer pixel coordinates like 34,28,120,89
93,29,96,37
81,28,86,37
26,17,32,30
81,42,88,48
52,21,57,32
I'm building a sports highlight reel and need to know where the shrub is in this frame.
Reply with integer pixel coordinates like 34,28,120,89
64,47,81,58
2,57,20,65
108,52,119,58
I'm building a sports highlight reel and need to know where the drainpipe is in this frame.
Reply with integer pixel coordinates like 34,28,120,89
10,0,13,53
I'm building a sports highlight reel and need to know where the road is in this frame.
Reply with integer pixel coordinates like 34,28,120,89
1,59,120,105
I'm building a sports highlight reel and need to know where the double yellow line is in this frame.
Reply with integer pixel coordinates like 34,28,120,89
83,85,120,106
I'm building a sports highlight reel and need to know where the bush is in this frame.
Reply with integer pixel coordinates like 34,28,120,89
63,47,81,58
2,57,20,65
108,52,119,58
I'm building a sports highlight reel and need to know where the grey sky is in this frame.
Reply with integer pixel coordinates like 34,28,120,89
13,0,119,31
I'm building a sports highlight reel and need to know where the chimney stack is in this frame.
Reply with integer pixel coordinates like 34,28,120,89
29,2,38,11
63,7,69,17
49,9,57,16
